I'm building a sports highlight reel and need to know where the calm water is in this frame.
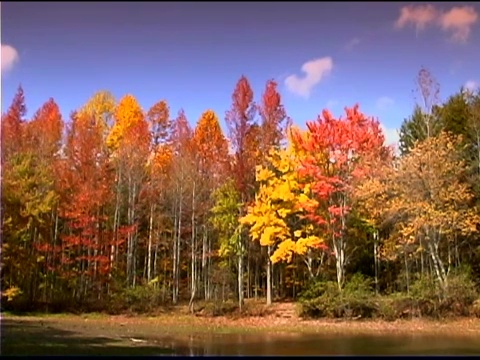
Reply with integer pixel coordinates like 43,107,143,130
159,333,480,356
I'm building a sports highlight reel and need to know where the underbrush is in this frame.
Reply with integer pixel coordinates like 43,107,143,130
192,298,274,318
1,284,274,318
298,271,480,321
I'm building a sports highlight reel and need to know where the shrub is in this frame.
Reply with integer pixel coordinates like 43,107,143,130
199,299,237,317
472,299,480,318
441,268,478,317
108,285,170,314
298,273,376,319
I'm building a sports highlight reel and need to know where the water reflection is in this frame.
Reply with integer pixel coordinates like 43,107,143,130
154,333,480,356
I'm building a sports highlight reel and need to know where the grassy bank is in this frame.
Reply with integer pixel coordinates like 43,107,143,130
3,307,480,337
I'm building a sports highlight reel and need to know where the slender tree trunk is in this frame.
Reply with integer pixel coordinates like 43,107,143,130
172,199,178,303
334,196,347,291
333,238,345,291
202,225,207,300
254,259,259,300
172,192,181,304
373,230,379,295
266,245,272,306
404,250,410,295
304,251,314,279
237,199,245,312
147,204,154,282
173,188,183,304
454,234,460,267
447,240,452,276
189,182,196,313
131,182,138,288
429,239,447,293
247,248,251,299
126,175,133,286
420,237,425,277
206,231,211,300
238,250,244,311
153,243,158,281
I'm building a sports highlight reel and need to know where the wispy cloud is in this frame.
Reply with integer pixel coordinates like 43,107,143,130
285,57,333,98
375,96,395,111
345,37,361,51
395,5,479,43
1,44,20,74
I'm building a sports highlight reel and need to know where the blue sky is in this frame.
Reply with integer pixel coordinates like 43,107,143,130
2,2,479,146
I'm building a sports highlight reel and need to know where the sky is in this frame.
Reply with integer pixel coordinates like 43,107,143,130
1,2,479,147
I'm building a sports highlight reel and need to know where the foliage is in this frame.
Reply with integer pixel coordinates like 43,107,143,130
240,143,325,264
298,274,376,319
292,105,389,289
2,72,480,318
210,179,243,259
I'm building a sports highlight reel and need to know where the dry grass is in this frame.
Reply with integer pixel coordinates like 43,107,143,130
4,300,480,338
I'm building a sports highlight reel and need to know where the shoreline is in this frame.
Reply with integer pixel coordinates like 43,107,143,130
3,312,480,337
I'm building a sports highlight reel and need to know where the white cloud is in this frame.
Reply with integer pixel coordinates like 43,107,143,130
465,80,479,93
380,124,400,149
285,57,333,98
345,37,361,51
375,96,395,111
1,44,20,73
395,5,479,43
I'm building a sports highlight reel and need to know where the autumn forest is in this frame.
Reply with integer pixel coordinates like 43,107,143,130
2,68,480,319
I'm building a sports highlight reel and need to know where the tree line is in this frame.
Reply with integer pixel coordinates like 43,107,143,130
2,68,480,318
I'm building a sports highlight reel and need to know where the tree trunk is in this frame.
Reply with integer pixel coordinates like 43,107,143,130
189,182,196,313
172,199,178,304
404,250,410,295
333,238,345,291
266,245,272,306
202,225,207,300
173,189,182,304
111,166,121,284
373,230,379,295
429,240,447,293
147,203,154,282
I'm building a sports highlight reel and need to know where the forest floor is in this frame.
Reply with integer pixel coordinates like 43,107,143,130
2,301,480,355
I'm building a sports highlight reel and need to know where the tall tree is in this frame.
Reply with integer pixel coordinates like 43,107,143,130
258,79,290,152
292,105,388,290
107,94,148,287
399,68,443,155
77,90,116,138
1,86,27,160
169,109,195,304
58,111,114,302
225,76,257,311
193,109,230,301
378,132,480,293
255,80,290,304
147,100,171,149
142,100,172,285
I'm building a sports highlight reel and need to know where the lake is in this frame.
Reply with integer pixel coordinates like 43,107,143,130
161,333,480,356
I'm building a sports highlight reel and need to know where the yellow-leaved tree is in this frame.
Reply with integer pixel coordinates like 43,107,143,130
377,132,480,293
77,90,116,139
106,94,144,151
240,130,325,304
